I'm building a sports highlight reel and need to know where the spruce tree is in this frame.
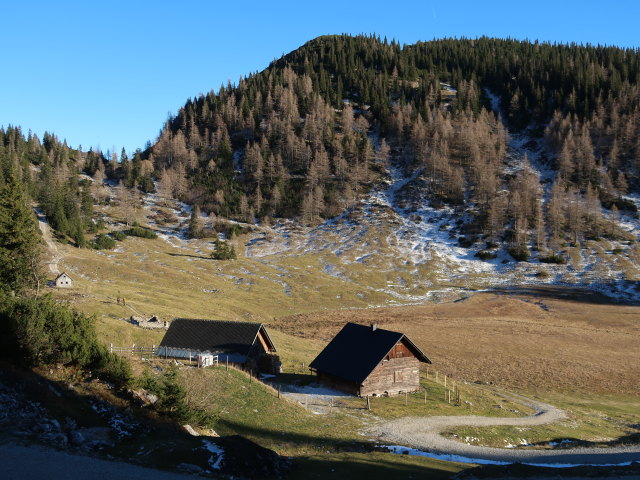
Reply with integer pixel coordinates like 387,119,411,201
0,171,44,296
187,205,203,239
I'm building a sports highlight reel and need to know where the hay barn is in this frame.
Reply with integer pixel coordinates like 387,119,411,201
309,322,431,396
157,319,280,373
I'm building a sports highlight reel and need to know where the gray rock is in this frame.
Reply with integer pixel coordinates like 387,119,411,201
74,427,114,448
70,430,85,445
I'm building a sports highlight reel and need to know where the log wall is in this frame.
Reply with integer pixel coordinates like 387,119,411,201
360,356,420,396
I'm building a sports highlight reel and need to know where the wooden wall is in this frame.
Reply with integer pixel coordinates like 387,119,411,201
316,372,361,396
360,355,420,397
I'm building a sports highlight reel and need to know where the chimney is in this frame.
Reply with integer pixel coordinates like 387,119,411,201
371,323,377,332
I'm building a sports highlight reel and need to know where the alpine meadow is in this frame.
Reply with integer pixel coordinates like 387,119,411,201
0,33,639,480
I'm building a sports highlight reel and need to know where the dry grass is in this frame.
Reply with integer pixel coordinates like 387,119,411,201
276,289,640,395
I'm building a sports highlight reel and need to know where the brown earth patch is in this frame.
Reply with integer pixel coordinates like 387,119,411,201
276,289,640,395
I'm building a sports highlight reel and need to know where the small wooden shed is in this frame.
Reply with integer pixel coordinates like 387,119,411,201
54,272,73,288
309,322,431,396
157,319,280,373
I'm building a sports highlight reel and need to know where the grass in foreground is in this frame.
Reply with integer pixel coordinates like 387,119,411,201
176,365,365,456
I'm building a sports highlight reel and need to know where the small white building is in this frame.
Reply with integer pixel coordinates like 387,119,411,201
55,272,73,288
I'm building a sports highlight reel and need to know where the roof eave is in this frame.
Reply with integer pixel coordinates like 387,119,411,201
401,336,432,364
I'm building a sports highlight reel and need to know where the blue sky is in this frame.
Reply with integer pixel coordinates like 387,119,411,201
1,0,638,155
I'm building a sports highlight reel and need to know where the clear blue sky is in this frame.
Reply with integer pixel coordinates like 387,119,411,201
1,0,638,155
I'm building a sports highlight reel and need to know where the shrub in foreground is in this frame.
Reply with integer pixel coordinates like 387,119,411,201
0,294,131,387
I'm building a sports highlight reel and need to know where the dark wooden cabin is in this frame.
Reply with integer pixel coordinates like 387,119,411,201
309,322,431,396
157,319,280,373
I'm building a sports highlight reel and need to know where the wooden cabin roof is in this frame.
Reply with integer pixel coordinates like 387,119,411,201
309,322,431,384
159,319,276,355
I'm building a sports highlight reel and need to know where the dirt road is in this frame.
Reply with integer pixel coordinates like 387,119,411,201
368,393,640,466
35,208,62,274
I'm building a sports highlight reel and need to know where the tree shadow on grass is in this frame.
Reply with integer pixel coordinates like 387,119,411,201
167,252,210,260
216,419,467,480
491,284,640,306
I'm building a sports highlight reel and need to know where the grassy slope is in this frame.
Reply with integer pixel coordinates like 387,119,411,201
44,207,640,473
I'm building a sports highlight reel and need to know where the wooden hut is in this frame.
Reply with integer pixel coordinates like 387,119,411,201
157,319,280,373
309,322,431,396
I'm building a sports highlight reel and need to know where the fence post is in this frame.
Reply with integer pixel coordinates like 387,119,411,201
366,396,371,411
132,344,135,356
424,388,427,404
109,343,113,353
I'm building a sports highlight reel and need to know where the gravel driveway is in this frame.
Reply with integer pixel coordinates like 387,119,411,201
368,392,640,466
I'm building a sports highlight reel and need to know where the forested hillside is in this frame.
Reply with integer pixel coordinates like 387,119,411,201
146,34,640,255
2,34,640,260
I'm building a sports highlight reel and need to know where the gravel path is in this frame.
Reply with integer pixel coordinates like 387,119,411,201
35,208,62,274
368,392,640,466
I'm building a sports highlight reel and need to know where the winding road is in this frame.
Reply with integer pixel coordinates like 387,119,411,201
368,392,640,466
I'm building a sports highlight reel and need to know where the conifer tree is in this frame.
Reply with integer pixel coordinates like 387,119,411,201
0,171,44,296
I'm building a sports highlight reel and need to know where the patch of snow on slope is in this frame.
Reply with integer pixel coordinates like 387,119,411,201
202,439,224,470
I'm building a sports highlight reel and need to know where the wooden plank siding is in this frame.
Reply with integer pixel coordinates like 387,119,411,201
309,323,431,397
360,356,420,396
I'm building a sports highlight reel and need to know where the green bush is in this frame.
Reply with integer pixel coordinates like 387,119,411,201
126,226,157,239
229,223,241,238
137,367,190,422
91,234,116,250
475,250,497,260
508,245,530,261
0,294,131,387
211,238,237,260
539,254,567,264
112,230,127,241
458,236,477,248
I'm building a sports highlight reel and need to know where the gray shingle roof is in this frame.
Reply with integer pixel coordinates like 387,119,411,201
159,319,276,355
309,323,431,384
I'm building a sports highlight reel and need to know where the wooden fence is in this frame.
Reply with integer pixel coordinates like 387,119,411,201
108,344,220,368
109,344,158,357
